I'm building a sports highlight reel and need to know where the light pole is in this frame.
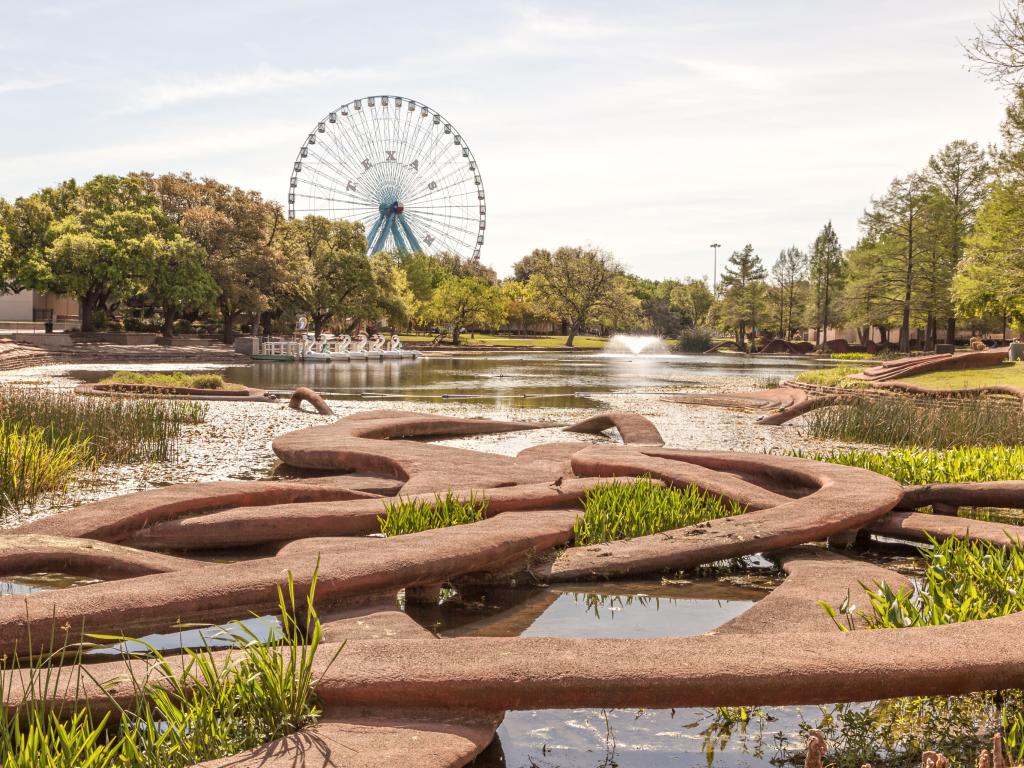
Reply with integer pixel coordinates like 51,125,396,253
709,243,721,295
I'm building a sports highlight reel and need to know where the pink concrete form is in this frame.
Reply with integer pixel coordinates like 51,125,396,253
4,398,1024,766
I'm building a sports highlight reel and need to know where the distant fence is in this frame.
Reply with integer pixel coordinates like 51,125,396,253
0,320,78,333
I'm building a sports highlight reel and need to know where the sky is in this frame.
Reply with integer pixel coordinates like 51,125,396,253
0,0,1009,282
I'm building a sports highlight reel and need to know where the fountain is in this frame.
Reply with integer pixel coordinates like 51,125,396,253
603,334,670,356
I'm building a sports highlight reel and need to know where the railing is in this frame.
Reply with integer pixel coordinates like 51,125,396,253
0,320,79,333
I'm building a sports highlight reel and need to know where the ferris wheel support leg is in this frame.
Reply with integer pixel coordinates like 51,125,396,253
389,216,409,254
397,214,422,252
369,214,392,255
366,214,387,253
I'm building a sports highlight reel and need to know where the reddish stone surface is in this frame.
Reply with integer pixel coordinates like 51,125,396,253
4,404,1024,765
288,386,335,415
75,382,274,402
868,510,1024,546
563,411,665,445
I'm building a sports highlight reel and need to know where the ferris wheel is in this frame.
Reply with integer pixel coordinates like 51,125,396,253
288,95,486,260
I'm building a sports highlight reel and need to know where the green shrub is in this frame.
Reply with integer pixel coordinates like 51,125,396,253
678,326,713,353
754,374,781,389
831,352,875,360
573,477,746,545
805,397,1024,448
797,445,1024,485
379,491,487,536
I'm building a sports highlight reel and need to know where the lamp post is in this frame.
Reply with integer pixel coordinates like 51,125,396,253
710,243,721,295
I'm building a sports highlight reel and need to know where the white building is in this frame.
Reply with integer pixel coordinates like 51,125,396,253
0,290,79,329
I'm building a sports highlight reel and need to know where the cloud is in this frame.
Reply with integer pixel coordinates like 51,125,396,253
0,77,64,94
113,64,381,114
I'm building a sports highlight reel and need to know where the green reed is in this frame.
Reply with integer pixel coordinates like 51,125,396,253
0,422,91,510
573,477,746,545
0,385,205,464
0,568,337,768
796,445,1024,485
794,365,867,388
805,396,1024,448
379,491,488,536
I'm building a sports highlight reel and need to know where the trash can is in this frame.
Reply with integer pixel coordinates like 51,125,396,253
44,320,53,334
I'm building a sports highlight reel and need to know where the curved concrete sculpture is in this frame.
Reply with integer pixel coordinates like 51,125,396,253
288,386,335,415
5,400,1024,766
75,381,274,402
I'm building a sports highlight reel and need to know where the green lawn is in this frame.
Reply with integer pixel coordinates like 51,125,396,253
400,333,609,349
900,362,1024,390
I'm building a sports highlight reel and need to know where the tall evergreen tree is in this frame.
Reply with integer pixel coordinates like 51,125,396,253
807,222,845,348
718,244,767,351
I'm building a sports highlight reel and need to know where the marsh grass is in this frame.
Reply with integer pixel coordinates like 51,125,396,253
573,477,746,545
0,568,337,767
0,422,90,510
0,386,205,465
753,374,782,389
379,491,488,536
796,445,1024,485
805,397,1024,448
103,371,243,390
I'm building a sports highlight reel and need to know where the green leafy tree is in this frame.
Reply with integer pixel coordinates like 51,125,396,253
424,275,505,345
137,172,287,342
0,182,80,294
145,234,217,338
501,279,551,333
717,244,767,350
526,246,625,346
841,238,901,346
47,175,171,332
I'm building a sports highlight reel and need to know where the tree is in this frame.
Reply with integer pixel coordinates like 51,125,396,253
527,246,624,346
768,246,808,339
841,238,900,346
0,182,79,294
670,279,715,330
807,222,845,347
47,175,171,332
423,275,505,345
860,175,930,352
137,173,287,342
717,244,767,350
278,216,375,338
145,234,217,338
965,1,1024,88
925,140,990,342
954,179,1024,331
511,249,552,282
501,280,550,333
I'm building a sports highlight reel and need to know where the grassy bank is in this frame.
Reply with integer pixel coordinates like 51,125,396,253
898,361,1024,391
800,445,1024,485
794,365,869,388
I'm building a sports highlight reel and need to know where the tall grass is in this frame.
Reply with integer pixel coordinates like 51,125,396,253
797,445,1024,485
0,568,337,767
573,477,746,545
805,397,1024,448
794,366,867,388
379,491,487,536
0,386,205,464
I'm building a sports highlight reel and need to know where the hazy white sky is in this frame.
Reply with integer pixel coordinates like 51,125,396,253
0,0,1008,281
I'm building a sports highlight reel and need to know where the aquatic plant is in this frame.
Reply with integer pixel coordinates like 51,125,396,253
796,445,1024,485
819,538,1024,763
830,352,876,361
573,477,746,545
678,326,713,353
754,374,782,389
379,491,488,536
0,422,91,510
804,397,1024,448
103,371,242,390
0,568,336,767
0,385,206,464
